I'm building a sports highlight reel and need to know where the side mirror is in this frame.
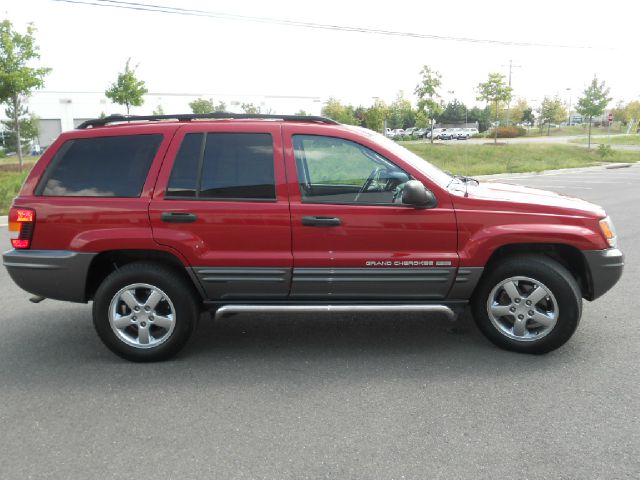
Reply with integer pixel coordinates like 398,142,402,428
402,180,437,208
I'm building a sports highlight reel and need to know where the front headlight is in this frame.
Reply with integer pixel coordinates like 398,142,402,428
599,216,618,248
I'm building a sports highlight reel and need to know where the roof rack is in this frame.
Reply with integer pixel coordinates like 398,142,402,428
76,112,339,129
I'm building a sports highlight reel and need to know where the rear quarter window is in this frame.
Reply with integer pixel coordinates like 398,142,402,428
37,134,163,197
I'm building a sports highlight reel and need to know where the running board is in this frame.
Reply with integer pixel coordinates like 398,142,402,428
214,304,457,321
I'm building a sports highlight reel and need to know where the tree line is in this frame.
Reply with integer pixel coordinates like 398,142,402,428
0,18,634,167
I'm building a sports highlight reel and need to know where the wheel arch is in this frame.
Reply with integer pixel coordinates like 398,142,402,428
84,249,206,302
482,243,593,300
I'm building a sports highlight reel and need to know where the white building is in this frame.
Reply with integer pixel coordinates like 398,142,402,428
6,90,323,149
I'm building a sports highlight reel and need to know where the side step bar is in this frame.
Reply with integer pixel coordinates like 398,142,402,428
214,304,457,321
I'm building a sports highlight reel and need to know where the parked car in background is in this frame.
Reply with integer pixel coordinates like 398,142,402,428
413,128,427,138
403,127,416,137
439,129,455,140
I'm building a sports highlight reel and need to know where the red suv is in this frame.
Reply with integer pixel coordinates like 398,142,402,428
3,113,624,361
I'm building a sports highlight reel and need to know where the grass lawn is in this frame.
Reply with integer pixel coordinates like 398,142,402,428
0,170,31,215
400,142,640,176
0,156,38,215
569,135,640,146
524,125,625,137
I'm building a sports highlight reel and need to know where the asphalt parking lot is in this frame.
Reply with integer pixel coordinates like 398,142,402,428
0,165,638,479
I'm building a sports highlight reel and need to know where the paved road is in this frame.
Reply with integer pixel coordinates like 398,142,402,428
1,165,638,479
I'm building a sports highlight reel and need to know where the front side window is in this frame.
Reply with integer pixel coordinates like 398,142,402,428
293,135,410,205
38,134,162,197
166,132,275,200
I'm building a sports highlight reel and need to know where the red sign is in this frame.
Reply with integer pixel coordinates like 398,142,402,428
608,113,613,122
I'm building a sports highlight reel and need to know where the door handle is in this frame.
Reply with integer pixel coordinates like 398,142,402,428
301,216,342,227
161,212,198,223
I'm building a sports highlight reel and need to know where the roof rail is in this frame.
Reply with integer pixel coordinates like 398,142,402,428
76,112,339,129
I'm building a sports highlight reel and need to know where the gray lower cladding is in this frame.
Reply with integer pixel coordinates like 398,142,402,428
3,249,96,302
191,267,292,299
192,266,482,300
582,248,624,300
291,267,457,299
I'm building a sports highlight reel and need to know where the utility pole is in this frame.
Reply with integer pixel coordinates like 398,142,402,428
502,59,521,125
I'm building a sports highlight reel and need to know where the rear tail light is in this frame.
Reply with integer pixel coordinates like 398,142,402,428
9,208,35,249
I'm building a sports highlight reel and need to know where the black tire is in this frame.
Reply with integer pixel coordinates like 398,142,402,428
471,255,582,354
93,262,200,362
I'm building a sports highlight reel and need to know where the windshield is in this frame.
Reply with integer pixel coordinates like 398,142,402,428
346,126,453,188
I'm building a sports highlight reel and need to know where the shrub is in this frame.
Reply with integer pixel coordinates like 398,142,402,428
489,126,527,138
597,144,614,160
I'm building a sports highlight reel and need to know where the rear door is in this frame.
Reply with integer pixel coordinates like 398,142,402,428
283,125,459,300
149,122,292,300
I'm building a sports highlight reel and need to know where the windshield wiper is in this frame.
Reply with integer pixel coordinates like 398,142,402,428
452,175,479,185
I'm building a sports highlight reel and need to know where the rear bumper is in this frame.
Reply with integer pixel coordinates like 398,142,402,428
3,249,96,303
583,248,624,300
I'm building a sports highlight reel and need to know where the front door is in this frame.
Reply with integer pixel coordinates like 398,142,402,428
283,125,458,300
149,123,292,300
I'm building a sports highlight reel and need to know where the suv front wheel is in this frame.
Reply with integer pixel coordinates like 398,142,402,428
471,255,582,354
93,262,199,362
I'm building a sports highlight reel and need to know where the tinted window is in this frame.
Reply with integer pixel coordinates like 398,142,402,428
293,135,410,204
39,134,162,197
199,133,275,199
166,133,203,198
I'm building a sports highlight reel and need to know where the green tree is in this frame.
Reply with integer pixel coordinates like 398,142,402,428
362,99,388,132
414,110,428,129
439,99,467,124
522,107,535,126
477,73,513,143
414,65,442,144
507,98,531,125
295,109,309,116
537,96,567,135
321,98,358,125
241,102,262,114
1,104,38,154
576,76,611,149
189,98,226,114
621,101,640,132
105,58,147,115
0,20,50,169
152,104,165,115
466,106,491,132
387,92,415,129
189,97,213,114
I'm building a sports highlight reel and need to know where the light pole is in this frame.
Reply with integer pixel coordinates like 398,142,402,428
566,88,572,126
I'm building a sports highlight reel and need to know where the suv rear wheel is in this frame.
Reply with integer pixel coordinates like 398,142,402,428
471,255,582,354
93,262,199,362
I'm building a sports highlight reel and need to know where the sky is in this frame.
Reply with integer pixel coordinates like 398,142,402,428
3,0,639,112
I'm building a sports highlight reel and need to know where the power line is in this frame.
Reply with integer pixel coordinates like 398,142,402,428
51,0,606,50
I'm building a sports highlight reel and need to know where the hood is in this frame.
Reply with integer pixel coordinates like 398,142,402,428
452,181,606,217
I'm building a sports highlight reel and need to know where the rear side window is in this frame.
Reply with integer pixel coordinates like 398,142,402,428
166,133,203,198
38,134,162,197
166,133,275,200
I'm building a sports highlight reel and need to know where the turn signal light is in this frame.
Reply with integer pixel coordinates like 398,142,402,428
599,217,617,248
9,207,35,249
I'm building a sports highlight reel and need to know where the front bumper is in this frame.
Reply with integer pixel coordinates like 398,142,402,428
3,249,96,303
583,248,624,300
